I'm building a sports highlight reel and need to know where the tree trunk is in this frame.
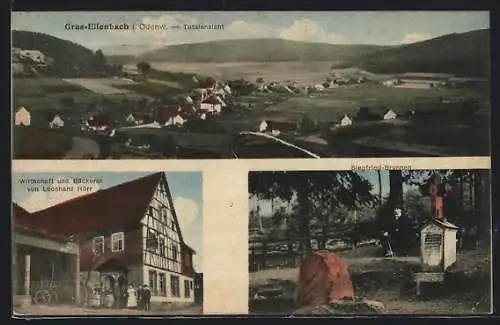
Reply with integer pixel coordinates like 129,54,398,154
297,185,312,258
257,197,264,233
389,170,404,207
377,170,382,205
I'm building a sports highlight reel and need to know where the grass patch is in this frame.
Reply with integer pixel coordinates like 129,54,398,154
146,69,197,90
112,82,183,97
264,83,486,122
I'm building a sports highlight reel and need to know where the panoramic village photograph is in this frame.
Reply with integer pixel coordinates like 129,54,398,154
12,171,204,315
248,169,491,315
11,11,490,159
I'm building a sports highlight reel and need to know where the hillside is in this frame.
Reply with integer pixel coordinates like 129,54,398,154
137,38,389,63
334,29,490,78
12,30,117,77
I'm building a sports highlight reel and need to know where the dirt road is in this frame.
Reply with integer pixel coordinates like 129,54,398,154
14,304,203,316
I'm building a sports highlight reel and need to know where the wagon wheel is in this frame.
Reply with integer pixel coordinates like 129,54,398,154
34,289,52,305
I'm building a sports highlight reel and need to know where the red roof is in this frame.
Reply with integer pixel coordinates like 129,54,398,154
129,112,152,121
201,96,220,105
13,203,66,239
156,106,182,123
22,173,163,237
266,120,298,131
13,203,31,227
88,114,110,126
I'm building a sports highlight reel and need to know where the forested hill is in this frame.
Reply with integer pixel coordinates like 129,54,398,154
333,29,490,78
137,38,389,62
12,30,108,77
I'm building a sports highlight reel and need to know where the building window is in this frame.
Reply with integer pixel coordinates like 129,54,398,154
111,232,124,252
146,229,158,251
159,236,165,256
149,270,158,296
92,236,104,254
159,273,166,296
170,220,175,230
190,281,193,290
184,280,191,298
171,275,180,297
172,244,178,261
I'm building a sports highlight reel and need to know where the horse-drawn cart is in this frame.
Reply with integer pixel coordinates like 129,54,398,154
32,279,60,305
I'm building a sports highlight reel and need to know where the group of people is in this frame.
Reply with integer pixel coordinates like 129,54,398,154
126,284,152,311
100,283,151,311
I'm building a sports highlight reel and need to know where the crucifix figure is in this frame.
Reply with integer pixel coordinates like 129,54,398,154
429,176,452,221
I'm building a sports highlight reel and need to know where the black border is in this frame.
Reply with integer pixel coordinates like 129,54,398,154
5,0,498,323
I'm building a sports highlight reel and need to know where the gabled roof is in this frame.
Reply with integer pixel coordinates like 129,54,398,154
13,203,66,239
423,218,459,230
265,120,298,131
46,111,63,122
24,173,163,237
201,96,221,105
88,114,110,126
156,106,184,123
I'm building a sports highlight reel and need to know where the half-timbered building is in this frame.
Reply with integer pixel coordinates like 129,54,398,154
21,172,197,305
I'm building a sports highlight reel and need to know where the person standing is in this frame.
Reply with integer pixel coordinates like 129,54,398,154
112,283,120,308
142,284,152,312
136,284,143,310
126,284,137,308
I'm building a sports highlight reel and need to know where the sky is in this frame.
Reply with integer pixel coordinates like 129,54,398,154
11,11,489,52
249,170,420,217
12,171,204,272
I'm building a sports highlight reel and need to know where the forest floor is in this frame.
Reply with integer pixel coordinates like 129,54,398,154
249,245,492,315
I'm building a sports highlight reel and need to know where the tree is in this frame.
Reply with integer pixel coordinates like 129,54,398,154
377,170,382,205
299,115,316,135
248,171,376,256
92,49,107,72
136,61,151,74
256,77,264,84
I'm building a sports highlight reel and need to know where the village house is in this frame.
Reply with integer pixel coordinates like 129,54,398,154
47,112,65,129
19,50,46,65
200,96,223,114
394,72,455,89
340,114,353,126
15,106,31,127
23,172,197,306
383,109,398,120
197,109,209,120
259,119,299,137
12,203,80,307
122,66,143,81
125,112,153,126
155,106,187,127
314,84,326,91
84,114,111,132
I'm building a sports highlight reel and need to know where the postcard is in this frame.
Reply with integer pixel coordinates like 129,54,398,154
11,11,490,159
248,168,492,315
12,171,203,316
9,9,493,318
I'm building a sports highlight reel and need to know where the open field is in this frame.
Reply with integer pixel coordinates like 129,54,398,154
261,83,483,122
148,61,336,84
63,78,135,95
13,78,90,98
13,77,148,112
